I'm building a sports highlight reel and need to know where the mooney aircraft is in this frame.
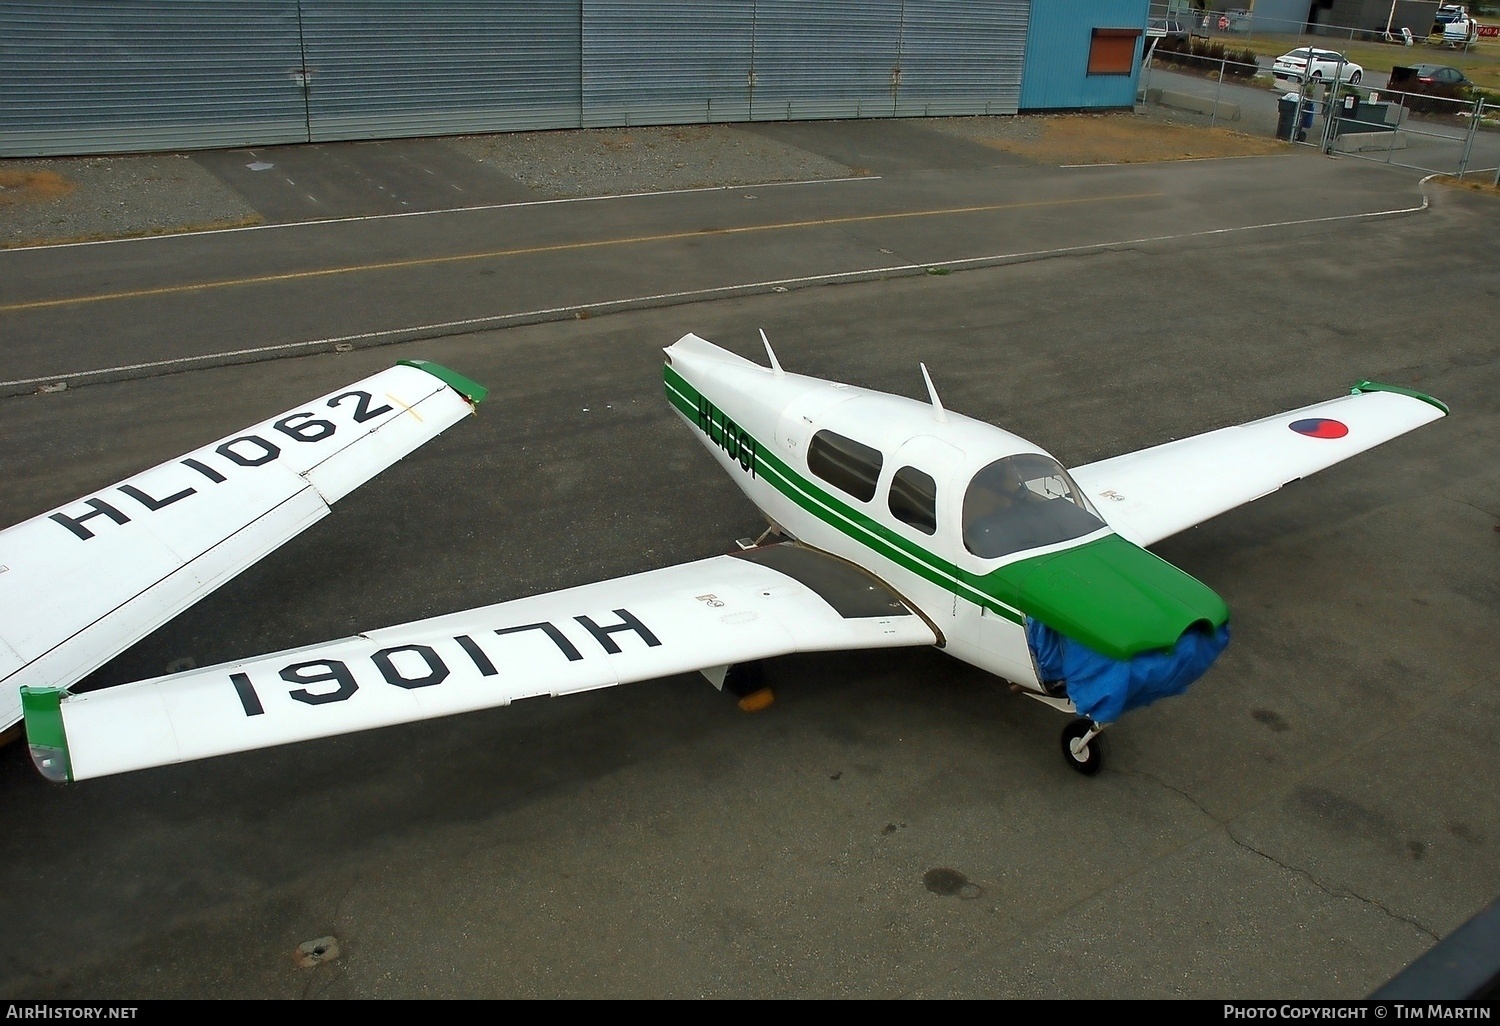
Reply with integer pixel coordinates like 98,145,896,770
0,360,485,743
20,333,1447,781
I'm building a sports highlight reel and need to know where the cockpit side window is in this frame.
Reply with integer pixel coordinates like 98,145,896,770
962,454,1105,559
807,430,884,503
888,465,937,535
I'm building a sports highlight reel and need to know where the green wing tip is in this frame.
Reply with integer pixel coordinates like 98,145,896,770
19,686,72,783
1350,380,1449,416
400,360,489,406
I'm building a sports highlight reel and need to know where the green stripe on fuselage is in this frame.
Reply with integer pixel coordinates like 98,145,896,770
663,363,1228,657
663,364,1013,620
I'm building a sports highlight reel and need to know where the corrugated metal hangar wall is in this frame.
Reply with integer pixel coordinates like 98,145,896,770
1,0,1117,158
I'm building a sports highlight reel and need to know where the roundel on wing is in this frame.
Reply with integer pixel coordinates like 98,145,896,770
1289,418,1349,439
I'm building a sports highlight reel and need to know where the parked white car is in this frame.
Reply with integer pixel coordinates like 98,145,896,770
1271,47,1364,87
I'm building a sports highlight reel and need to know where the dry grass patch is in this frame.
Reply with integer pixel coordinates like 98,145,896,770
972,114,1289,164
0,169,76,205
1434,174,1500,197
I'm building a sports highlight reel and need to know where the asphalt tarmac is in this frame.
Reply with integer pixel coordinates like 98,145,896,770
0,122,1496,1000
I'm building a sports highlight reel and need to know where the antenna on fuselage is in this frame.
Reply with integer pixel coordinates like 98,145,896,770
759,329,785,375
920,363,949,424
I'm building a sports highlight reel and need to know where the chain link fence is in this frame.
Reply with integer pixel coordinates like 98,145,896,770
1140,6,1500,181
1317,80,1499,179
1140,46,1266,130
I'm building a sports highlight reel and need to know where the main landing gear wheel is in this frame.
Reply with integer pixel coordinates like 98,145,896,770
1061,718,1106,776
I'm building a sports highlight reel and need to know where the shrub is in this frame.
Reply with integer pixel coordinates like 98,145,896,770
1150,36,1260,79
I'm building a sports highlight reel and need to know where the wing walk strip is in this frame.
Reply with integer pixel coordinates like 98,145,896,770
663,367,1025,625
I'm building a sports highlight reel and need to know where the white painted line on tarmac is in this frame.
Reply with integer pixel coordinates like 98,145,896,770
1,194,1428,391
1060,154,1294,168
1,176,885,253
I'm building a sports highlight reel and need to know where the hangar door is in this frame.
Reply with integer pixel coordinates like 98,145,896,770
0,0,310,156
893,0,1029,117
300,0,581,141
0,0,582,157
0,0,1029,157
581,0,1029,126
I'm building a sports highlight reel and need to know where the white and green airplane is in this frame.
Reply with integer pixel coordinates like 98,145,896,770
20,333,1447,782
1,360,486,746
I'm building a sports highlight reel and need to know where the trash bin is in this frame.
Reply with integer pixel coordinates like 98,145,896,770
1277,92,1299,140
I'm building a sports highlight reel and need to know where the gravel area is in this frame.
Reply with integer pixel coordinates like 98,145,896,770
0,154,261,248
922,113,1056,147
0,107,1279,249
446,123,855,198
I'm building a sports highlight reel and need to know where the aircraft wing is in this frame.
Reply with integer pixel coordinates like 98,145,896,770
1068,382,1448,548
0,360,485,732
22,543,937,782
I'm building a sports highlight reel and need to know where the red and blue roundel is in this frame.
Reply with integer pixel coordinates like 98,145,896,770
1289,418,1349,439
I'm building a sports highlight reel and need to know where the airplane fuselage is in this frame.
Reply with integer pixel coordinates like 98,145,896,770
663,334,1230,703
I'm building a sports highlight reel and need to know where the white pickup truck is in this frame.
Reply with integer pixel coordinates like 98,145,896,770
1443,13,1478,45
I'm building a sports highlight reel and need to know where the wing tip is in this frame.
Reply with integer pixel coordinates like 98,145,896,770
1350,380,1449,417
399,360,489,407
19,686,72,783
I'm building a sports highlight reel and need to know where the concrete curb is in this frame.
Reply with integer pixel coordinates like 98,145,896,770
1334,131,1408,153
1138,87,1241,122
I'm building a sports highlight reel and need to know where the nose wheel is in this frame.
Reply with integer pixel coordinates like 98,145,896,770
1061,717,1106,776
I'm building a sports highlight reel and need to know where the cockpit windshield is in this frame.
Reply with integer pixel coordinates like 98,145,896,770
962,454,1106,559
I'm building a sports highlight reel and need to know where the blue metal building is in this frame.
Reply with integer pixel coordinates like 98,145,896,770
1021,0,1151,111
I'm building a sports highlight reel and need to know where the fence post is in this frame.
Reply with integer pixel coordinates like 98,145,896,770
1491,100,1500,187
1386,96,1401,164
1322,86,1335,152
1457,94,1482,178
1323,57,1348,153
1212,56,1225,128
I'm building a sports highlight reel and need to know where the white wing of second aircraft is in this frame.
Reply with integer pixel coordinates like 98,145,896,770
22,543,938,782
1068,382,1448,548
0,360,486,733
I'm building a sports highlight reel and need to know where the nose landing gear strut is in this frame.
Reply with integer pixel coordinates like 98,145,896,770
1061,717,1107,775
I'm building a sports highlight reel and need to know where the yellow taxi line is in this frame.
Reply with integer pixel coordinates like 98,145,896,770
1,192,1163,313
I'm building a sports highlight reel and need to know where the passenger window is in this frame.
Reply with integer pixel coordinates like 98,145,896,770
962,454,1105,559
888,465,937,535
807,430,883,502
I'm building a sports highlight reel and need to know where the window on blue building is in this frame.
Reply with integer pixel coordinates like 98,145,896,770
1088,28,1141,75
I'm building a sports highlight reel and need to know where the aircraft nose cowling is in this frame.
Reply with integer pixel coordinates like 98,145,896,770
1008,534,1229,661
1003,534,1232,724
